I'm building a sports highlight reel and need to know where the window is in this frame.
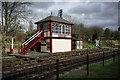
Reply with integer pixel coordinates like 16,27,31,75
52,23,71,35
43,23,50,31
52,23,56,33
52,23,60,34
65,26,71,34
39,24,43,31
62,25,65,34
47,42,50,50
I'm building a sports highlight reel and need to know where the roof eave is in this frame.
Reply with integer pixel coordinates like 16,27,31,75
34,19,74,25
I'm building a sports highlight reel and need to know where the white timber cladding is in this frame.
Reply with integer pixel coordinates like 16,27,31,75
40,39,50,53
52,39,71,53
44,31,50,37
52,34,71,38
76,41,83,49
76,41,79,49
80,41,83,49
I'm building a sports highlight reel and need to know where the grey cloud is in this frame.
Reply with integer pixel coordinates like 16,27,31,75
31,2,55,9
93,2,118,19
68,2,118,30
26,2,118,31
28,2,56,24
69,3,101,15
69,2,118,19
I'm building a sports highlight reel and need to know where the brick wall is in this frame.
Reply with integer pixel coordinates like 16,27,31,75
5,47,19,54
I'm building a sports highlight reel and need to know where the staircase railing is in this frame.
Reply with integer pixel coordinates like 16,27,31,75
22,31,40,45
19,30,44,55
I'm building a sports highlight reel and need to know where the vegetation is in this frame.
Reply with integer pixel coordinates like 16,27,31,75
1,2,32,47
83,44,99,49
118,27,120,31
72,22,120,48
1,2,32,36
15,31,26,42
111,30,120,40
104,28,111,39
72,24,104,42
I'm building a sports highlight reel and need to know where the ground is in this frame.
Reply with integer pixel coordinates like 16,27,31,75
60,58,120,79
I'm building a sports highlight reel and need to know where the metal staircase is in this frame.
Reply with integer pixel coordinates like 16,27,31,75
19,30,44,55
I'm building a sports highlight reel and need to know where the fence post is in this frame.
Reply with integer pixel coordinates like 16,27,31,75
113,50,115,62
56,59,59,80
87,53,89,75
103,51,104,67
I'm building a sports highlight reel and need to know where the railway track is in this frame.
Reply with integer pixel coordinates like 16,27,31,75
2,48,119,80
2,48,111,70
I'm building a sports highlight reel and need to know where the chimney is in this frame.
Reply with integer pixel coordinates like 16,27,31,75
50,11,52,16
58,9,63,18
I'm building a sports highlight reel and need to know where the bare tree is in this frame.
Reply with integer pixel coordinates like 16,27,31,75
2,2,32,36
64,14,73,23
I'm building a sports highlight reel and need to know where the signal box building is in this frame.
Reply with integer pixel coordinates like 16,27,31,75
34,16,74,53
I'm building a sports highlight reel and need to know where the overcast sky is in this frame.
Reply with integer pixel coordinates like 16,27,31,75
22,2,118,31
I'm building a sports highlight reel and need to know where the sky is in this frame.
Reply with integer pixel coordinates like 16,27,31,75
1,1,118,31
25,2,119,31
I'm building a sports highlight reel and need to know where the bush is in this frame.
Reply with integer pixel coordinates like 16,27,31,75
15,32,25,42
6,36,12,42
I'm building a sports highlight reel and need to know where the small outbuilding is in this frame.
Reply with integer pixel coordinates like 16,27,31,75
72,39,83,50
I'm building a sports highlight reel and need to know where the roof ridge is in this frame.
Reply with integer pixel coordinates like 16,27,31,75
34,16,73,25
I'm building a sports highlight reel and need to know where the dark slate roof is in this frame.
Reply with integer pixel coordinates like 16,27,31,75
34,16,74,25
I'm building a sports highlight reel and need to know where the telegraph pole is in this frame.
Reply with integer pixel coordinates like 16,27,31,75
1,2,5,54
1,2,3,35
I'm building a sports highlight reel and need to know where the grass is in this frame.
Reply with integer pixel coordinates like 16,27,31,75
100,40,120,48
60,58,120,79
83,40,119,49
23,50,49,57
72,42,101,52
15,43,21,47
83,42,100,49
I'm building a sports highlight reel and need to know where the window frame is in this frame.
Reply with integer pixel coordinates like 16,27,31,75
52,22,71,35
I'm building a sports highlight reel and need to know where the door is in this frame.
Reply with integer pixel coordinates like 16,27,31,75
36,42,41,52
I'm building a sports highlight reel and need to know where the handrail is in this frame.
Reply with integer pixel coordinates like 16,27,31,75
25,31,42,45
22,31,40,45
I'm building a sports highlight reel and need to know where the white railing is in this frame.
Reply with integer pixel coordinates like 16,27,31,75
22,31,42,46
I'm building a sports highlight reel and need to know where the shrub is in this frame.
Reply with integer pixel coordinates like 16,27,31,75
15,32,25,42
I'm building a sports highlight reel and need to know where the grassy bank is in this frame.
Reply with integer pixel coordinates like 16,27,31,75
60,58,120,79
